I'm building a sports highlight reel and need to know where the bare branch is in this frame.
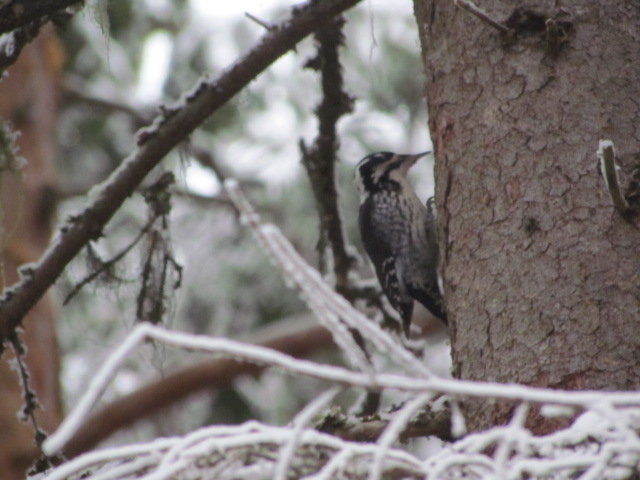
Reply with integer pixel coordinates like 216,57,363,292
300,17,355,291
0,0,364,347
244,11,275,31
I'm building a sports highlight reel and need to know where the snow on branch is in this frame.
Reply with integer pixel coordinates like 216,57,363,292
0,0,364,347
41,319,640,479
45,422,425,480
224,179,430,376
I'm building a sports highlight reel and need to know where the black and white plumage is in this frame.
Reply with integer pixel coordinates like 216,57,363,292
355,151,447,336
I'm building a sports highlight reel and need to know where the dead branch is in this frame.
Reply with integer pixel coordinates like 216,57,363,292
300,17,355,291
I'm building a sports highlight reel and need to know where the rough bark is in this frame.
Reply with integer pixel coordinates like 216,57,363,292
0,26,63,478
415,0,640,431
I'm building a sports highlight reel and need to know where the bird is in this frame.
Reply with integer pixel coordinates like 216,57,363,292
354,151,447,337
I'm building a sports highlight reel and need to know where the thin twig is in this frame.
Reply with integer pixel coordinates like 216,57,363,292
244,12,275,31
63,78,152,127
223,179,430,376
55,318,336,458
63,221,153,305
7,331,64,473
598,140,630,213
453,0,513,35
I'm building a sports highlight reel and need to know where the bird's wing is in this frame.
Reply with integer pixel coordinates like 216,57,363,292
359,200,413,332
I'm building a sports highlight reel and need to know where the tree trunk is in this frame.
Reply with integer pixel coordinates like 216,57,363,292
415,0,640,431
0,27,63,478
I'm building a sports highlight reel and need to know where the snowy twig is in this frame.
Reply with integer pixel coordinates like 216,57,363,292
274,388,341,480
46,423,426,480
46,404,640,480
369,393,434,480
224,179,373,373
453,0,513,35
0,0,364,346
493,402,529,478
40,320,640,479
62,219,154,306
44,322,640,457
224,179,430,376
598,140,630,213
60,319,334,458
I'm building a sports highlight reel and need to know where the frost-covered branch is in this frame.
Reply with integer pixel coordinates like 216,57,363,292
0,0,364,347
46,423,426,480
61,319,335,458
43,325,640,480
44,321,640,457
224,179,429,376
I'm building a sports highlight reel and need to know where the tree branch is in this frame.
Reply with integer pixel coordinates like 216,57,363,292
0,18,44,74
62,319,335,458
316,403,453,443
0,0,78,73
300,17,355,291
0,0,364,348
0,0,82,35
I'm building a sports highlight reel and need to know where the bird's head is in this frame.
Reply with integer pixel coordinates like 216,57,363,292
354,151,430,200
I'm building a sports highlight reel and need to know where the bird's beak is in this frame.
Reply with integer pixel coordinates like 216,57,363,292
397,151,431,174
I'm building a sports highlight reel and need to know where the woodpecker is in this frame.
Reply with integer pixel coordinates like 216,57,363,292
355,151,447,336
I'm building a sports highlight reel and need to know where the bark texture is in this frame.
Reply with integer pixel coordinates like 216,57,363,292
415,0,640,431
